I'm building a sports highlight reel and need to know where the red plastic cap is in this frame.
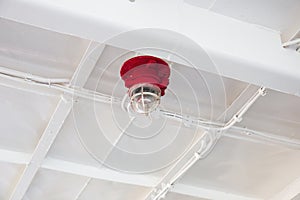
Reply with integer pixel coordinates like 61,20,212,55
120,55,170,96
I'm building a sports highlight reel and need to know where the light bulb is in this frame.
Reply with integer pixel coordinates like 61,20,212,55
129,83,161,114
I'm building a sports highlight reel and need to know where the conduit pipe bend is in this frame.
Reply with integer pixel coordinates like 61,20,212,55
148,87,267,200
0,67,268,200
0,66,266,132
282,38,300,48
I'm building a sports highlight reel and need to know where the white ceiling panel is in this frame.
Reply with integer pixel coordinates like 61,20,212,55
180,137,300,199
78,179,150,200
47,109,101,167
239,89,300,140
23,169,89,200
0,85,59,152
48,96,204,174
0,162,24,200
0,18,89,78
0,11,299,200
210,0,300,33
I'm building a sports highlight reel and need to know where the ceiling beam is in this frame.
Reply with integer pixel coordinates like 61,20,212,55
8,100,73,200
8,41,105,200
144,86,265,200
0,148,295,200
0,66,297,200
42,157,159,188
173,183,261,200
0,149,31,165
41,157,260,200
1,0,300,97
1,122,299,167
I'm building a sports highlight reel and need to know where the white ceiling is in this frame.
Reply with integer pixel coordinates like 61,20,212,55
0,3,300,200
180,137,300,199
2,0,300,96
185,0,300,41
0,84,59,153
0,18,89,78
185,0,300,31
0,163,24,200
23,169,151,200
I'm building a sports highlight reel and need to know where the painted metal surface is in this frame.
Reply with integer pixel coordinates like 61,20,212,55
0,2,299,199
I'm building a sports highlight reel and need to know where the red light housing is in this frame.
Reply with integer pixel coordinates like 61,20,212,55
120,55,170,96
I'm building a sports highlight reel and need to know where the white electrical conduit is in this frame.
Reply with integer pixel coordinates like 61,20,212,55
0,67,297,148
0,66,120,103
150,138,207,200
159,87,266,131
1,67,299,199
149,87,267,200
282,38,300,48
0,66,69,84
0,68,298,149
53,84,121,104
227,126,300,149
0,65,265,126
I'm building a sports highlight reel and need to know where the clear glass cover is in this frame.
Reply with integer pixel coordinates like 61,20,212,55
129,83,161,114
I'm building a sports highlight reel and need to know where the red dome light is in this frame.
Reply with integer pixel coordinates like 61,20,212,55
120,55,170,96
120,55,171,114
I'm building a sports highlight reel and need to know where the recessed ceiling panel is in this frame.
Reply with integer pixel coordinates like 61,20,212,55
47,110,101,167
49,96,205,174
0,162,24,200
239,89,300,140
0,85,59,152
23,169,89,200
180,137,300,199
0,18,89,78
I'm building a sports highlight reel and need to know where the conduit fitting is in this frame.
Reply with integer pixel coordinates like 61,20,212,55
120,55,170,115
147,87,267,200
194,151,201,159
282,38,300,48
259,87,267,96
154,183,173,200
234,114,243,123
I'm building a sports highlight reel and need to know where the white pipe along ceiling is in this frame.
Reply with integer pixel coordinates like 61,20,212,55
0,1,300,200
